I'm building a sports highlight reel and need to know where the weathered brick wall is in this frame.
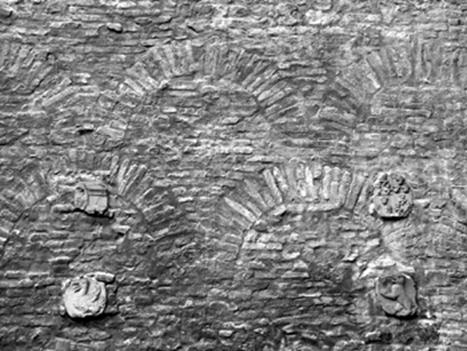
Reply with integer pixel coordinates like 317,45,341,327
1,0,466,350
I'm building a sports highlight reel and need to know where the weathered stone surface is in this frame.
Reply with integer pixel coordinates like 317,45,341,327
74,181,109,216
370,173,413,219
376,273,418,318
0,0,466,350
62,275,107,319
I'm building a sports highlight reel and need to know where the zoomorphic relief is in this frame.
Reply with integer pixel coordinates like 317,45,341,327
376,273,418,318
370,173,413,219
74,181,108,215
62,274,108,319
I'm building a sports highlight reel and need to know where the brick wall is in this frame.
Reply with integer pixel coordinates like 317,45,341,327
0,0,466,350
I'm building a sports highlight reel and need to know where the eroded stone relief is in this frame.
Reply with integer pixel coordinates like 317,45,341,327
370,173,413,219
61,273,113,319
51,172,113,217
74,181,109,215
376,273,418,318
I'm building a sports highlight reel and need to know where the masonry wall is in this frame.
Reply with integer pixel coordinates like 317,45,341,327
0,0,467,350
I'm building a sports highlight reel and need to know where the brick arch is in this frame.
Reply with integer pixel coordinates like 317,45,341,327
28,72,185,160
212,159,458,263
0,163,49,247
0,41,57,145
212,161,459,347
316,37,467,160
0,154,201,351
327,37,467,116
218,161,366,224
214,161,373,259
0,151,191,313
28,73,137,151
33,77,101,110
209,161,390,348
118,41,305,129
0,41,55,98
46,150,185,236
0,151,185,246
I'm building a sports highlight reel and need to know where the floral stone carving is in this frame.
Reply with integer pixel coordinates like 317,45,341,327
62,275,107,318
370,173,412,219
376,273,417,318
74,181,108,215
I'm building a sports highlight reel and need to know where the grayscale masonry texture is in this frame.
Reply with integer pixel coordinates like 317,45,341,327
0,0,466,350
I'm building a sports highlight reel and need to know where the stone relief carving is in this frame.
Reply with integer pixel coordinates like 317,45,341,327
370,173,413,219
62,274,108,318
74,181,109,215
376,273,417,318
51,173,113,217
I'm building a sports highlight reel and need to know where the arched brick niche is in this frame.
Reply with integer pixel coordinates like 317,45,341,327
205,159,466,350
116,40,325,146
119,40,301,124
125,40,364,155
325,37,467,159
28,74,145,153
1,6,467,349
0,152,204,350
27,41,321,201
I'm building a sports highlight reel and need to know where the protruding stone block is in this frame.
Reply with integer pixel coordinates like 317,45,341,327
86,271,116,284
370,173,413,219
376,273,417,318
62,275,107,319
74,181,108,215
106,22,123,33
